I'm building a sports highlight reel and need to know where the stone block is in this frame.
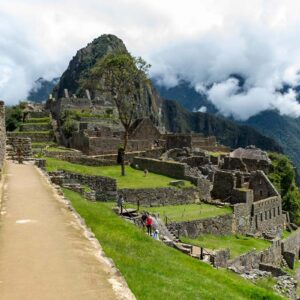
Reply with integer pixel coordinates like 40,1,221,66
283,251,295,269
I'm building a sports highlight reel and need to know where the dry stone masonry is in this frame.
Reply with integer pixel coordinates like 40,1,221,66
0,101,6,176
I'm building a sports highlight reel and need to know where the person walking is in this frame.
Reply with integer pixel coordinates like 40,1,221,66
117,194,124,214
146,215,153,236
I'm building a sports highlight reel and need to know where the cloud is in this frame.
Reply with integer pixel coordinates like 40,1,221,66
2,0,300,121
149,1,300,120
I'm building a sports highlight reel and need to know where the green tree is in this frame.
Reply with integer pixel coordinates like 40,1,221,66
84,52,150,175
268,152,300,224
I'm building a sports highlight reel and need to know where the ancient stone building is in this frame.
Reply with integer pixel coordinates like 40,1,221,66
128,118,161,141
224,146,271,173
0,101,6,175
165,133,230,152
71,118,162,155
212,169,285,236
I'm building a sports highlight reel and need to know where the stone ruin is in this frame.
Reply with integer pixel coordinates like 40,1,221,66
6,137,33,162
0,101,6,177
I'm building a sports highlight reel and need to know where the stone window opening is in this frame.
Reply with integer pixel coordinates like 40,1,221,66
259,190,263,197
259,179,262,185
269,210,272,219
273,207,276,217
260,213,263,221
265,211,267,220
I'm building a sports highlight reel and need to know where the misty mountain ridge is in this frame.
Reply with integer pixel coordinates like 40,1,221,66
154,78,300,173
29,34,283,155
27,77,60,103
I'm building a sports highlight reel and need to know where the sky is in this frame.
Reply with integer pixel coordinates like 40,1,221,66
2,0,300,120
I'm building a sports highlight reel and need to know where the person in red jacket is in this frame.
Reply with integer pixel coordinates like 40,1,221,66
146,215,153,236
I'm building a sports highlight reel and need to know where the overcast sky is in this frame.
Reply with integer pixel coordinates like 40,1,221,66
2,0,300,119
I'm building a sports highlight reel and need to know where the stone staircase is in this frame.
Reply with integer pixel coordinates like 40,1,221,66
6,137,33,161
7,111,54,144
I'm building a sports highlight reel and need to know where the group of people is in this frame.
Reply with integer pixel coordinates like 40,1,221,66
141,212,159,240
117,194,159,241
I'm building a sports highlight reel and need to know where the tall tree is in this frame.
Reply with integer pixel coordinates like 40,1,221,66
84,52,150,175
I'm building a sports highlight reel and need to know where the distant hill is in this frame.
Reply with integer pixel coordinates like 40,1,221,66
27,77,59,103
245,110,300,175
162,100,282,152
155,79,300,172
154,80,217,113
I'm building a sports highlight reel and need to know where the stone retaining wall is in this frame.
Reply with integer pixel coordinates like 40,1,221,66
49,170,117,201
167,214,233,238
133,157,188,179
282,229,300,259
119,187,202,207
228,239,283,273
7,132,52,142
45,152,116,166
0,101,5,175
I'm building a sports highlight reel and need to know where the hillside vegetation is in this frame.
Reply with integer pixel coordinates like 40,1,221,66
268,152,300,224
64,189,282,300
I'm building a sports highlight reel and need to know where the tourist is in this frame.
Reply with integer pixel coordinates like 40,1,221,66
117,194,124,214
144,169,148,177
146,215,153,236
152,229,160,240
141,211,148,229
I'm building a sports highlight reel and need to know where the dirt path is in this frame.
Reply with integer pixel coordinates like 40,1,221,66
0,161,133,300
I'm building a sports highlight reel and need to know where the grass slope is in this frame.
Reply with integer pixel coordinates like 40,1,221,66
45,157,192,189
64,189,282,300
182,234,271,258
134,203,232,222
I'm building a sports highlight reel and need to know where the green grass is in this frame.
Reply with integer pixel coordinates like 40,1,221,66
181,234,271,258
256,277,277,291
208,151,228,157
32,142,57,149
21,122,50,126
45,157,192,189
25,117,50,123
282,230,293,239
9,130,50,134
63,189,282,300
133,203,232,222
46,147,73,152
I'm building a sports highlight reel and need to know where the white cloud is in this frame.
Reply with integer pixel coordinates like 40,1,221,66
1,0,300,121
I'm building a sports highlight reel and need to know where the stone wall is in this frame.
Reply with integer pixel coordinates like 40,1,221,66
282,229,300,259
0,101,5,175
6,137,32,161
71,132,154,155
20,123,50,132
223,157,270,173
118,187,202,207
49,170,117,201
211,170,236,201
167,214,233,238
251,196,284,234
228,239,283,272
133,157,188,179
7,132,52,142
249,171,279,201
232,202,252,234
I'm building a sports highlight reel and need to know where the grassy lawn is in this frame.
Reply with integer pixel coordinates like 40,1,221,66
25,117,50,123
282,230,293,239
208,151,228,157
45,157,192,189
46,147,73,152
133,203,232,222
63,189,281,300
181,234,271,258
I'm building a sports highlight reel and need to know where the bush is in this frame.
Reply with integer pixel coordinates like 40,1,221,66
62,118,78,138
268,152,300,224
